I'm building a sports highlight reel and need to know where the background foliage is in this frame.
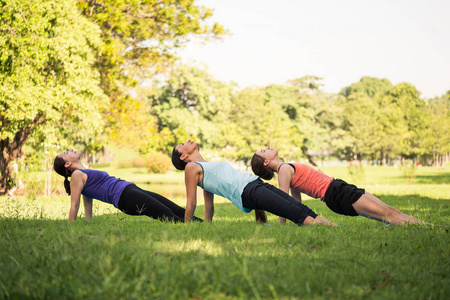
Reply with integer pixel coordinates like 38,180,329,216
0,0,107,191
0,0,449,192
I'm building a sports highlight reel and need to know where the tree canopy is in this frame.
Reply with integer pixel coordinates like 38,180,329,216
77,0,226,147
0,0,227,191
149,69,448,167
0,0,107,191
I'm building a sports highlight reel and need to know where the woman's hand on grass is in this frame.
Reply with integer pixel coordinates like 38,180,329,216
303,215,338,226
315,215,338,226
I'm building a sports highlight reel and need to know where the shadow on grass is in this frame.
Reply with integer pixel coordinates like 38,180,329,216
414,173,449,184
374,194,449,212
394,172,449,184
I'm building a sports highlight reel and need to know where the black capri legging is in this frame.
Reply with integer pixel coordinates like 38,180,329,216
241,179,318,225
118,185,202,223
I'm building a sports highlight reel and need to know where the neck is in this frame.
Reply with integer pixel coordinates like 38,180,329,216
68,161,86,172
186,152,206,163
268,157,284,173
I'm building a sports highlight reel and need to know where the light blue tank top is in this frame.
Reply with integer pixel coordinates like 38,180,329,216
195,161,258,213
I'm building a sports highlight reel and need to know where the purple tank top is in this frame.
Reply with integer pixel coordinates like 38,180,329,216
79,169,134,208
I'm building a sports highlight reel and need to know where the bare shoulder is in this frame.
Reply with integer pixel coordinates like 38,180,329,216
185,162,203,186
71,170,87,182
279,163,295,177
185,162,202,174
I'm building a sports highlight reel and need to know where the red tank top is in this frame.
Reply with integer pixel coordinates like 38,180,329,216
288,163,333,200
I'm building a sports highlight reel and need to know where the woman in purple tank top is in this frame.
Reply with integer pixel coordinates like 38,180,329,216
53,149,202,222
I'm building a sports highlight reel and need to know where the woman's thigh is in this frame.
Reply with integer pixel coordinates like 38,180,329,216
136,187,186,215
245,184,313,224
119,186,183,221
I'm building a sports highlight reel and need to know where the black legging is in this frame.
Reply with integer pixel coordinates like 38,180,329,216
241,179,318,225
118,185,202,223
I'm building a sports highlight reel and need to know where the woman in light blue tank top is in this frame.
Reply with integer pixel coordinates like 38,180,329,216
53,149,202,223
171,140,337,226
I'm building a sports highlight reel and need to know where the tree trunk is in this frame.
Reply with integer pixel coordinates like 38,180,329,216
44,155,52,196
301,146,317,166
0,139,23,193
382,150,387,167
0,114,44,194
0,148,12,193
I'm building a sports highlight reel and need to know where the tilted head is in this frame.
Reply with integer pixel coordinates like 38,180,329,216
171,140,199,170
171,147,186,170
53,149,81,195
251,147,279,180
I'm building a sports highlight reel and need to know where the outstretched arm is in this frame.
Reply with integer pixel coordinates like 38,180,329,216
184,163,201,222
290,188,302,203
203,190,214,222
277,164,295,224
83,196,93,221
68,171,85,221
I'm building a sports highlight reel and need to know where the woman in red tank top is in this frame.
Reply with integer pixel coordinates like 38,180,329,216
251,147,427,226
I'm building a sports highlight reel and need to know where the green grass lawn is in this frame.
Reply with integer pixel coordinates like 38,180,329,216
0,166,449,299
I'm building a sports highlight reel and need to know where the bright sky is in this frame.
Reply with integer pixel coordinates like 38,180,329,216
180,0,450,98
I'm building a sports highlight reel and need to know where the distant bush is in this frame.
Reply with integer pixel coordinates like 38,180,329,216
131,157,147,168
347,162,365,185
145,152,172,174
401,162,416,184
131,153,172,174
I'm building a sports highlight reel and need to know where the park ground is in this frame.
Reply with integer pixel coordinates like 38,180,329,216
0,165,449,299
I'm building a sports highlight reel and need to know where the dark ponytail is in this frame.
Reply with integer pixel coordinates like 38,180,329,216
171,146,187,170
53,156,72,195
251,153,274,180
254,209,267,223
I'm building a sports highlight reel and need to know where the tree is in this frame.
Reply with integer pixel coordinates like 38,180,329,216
285,76,337,164
338,79,431,164
149,64,234,154
422,91,450,165
386,83,429,161
77,0,226,148
337,77,393,162
340,76,392,98
339,94,385,161
0,0,107,192
219,86,297,165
